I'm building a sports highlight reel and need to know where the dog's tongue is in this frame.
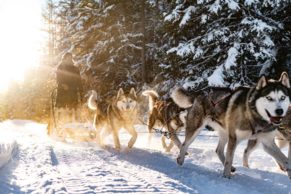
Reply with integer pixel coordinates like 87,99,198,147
271,117,282,124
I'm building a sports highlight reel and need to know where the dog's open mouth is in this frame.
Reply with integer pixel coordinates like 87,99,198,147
265,110,283,125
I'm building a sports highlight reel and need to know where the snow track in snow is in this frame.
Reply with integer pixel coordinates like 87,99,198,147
50,142,195,193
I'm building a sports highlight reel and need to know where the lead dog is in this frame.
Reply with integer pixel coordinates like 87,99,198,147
88,88,138,150
172,72,291,178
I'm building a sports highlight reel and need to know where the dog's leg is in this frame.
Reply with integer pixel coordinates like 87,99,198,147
110,122,121,150
260,131,291,178
171,134,182,149
169,125,182,149
274,137,289,171
288,142,291,168
161,136,168,150
112,130,121,150
216,134,227,165
216,132,236,172
126,125,137,149
161,136,174,152
147,114,155,145
167,140,175,152
278,141,291,172
177,102,205,166
223,134,237,178
99,126,111,148
243,139,258,168
261,139,291,177
93,115,101,145
177,123,204,165
94,124,102,147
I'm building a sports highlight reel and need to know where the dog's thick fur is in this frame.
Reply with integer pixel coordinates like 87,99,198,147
172,72,291,178
142,90,187,152
88,88,138,150
243,107,291,171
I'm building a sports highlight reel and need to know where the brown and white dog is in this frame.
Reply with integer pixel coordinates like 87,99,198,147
142,90,186,152
88,88,139,150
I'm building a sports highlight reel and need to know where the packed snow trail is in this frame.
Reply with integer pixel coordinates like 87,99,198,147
0,120,290,194
51,144,195,193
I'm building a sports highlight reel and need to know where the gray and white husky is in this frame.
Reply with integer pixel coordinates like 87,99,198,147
243,107,291,171
171,72,291,178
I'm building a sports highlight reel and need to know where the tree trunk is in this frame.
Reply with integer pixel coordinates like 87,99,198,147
141,0,147,83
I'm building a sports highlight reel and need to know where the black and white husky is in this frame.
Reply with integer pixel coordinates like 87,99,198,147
171,72,291,178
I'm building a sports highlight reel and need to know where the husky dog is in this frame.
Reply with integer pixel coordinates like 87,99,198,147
142,90,187,152
172,72,291,178
88,88,138,150
243,107,291,171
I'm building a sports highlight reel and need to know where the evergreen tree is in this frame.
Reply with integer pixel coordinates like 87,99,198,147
161,0,291,89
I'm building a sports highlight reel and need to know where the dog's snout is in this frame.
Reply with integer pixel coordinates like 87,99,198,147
275,108,283,116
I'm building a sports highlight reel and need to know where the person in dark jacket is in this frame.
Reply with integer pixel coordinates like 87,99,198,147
55,52,83,124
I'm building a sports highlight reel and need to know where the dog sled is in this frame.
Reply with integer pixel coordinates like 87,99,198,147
47,88,96,143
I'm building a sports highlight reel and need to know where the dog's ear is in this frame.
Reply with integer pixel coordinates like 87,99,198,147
129,87,137,98
117,88,124,98
256,75,267,90
279,71,290,88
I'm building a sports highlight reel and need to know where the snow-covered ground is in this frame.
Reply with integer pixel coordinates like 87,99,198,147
0,120,290,194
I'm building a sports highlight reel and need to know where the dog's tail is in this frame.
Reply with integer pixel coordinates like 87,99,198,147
171,87,194,108
88,90,98,110
142,90,159,111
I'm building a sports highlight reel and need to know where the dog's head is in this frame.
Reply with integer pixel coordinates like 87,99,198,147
116,88,138,111
255,72,290,125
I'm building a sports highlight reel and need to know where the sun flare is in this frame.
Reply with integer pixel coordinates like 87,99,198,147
0,0,43,91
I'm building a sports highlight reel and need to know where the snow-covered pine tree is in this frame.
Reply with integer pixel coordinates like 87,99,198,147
162,0,291,89
53,0,154,97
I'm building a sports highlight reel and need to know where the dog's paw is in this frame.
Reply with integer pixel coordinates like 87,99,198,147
223,171,232,179
223,168,232,179
127,144,133,149
277,165,286,172
115,146,121,151
128,142,136,149
99,144,107,149
223,173,231,179
242,159,249,168
177,156,184,166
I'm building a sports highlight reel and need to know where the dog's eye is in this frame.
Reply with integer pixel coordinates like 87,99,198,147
266,96,274,101
280,96,286,101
